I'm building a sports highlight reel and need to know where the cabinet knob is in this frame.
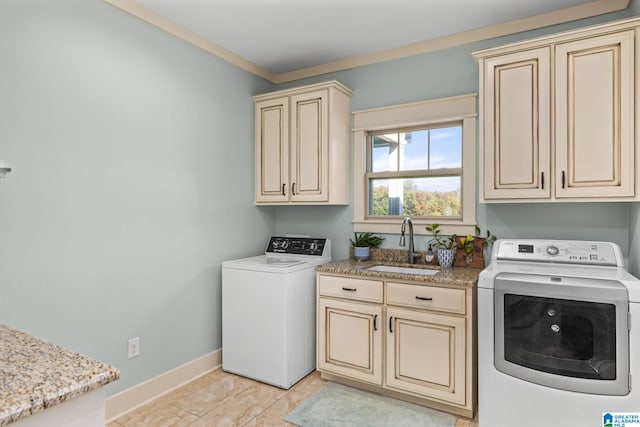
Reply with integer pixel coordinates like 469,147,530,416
282,183,286,195
373,314,378,331
389,316,393,333
292,182,296,195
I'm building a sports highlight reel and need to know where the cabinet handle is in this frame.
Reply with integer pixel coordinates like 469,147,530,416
373,315,378,331
389,316,393,333
415,296,433,301
541,172,544,190
282,183,286,195
562,171,566,189
292,182,296,195
341,287,357,292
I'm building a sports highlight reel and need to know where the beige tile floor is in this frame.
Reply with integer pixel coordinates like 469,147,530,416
107,369,478,427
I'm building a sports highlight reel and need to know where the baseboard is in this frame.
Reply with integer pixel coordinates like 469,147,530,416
105,349,222,422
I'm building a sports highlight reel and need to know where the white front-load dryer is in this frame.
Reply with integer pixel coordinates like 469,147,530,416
478,239,640,427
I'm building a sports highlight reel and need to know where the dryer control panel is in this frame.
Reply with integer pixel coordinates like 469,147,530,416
493,239,623,267
265,237,329,257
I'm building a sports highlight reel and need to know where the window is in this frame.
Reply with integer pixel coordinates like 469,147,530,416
367,124,462,218
353,94,476,235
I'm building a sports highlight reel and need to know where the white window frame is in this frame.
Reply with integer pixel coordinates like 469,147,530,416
353,93,477,236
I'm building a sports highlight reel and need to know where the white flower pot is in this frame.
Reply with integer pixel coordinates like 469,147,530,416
437,248,457,268
353,246,370,261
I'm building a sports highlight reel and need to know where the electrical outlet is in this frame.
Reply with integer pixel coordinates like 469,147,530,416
127,337,140,359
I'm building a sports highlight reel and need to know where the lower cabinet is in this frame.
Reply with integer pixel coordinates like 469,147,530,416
316,273,475,418
317,298,383,385
386,307,466,406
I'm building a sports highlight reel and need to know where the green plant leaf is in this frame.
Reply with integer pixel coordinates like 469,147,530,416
350,232,385,247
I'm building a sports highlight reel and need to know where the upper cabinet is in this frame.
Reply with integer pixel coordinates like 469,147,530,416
555,32,635,199
474,18,638,202
254,81,352,205
480,47,551,200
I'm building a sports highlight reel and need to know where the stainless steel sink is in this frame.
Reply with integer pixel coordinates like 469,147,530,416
366,265,439,276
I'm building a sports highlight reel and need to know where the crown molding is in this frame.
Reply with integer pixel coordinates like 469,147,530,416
103,0,275,82
104,0,629,84
274,0,629,83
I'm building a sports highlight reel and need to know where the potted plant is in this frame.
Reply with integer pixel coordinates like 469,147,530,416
425,224,458,267
453,226,498,268
350,232,385,261
457,234,476,266
427,224,499,268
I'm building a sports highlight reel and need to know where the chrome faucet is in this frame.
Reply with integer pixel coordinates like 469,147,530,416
399,217,421,264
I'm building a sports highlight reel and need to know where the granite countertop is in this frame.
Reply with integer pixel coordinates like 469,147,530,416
316,248,481,287
0,325,119,427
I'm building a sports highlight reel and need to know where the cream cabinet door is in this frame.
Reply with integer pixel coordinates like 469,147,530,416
254,81,351,205
481,47,551,200
255,97,289,203
290,90,329,202
317,297,383,385
386,307,466,406
555,31,635,198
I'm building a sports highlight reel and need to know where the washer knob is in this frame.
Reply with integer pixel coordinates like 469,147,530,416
546,245,559,256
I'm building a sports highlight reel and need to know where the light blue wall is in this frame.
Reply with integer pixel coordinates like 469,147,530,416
1,0,639,401
275,4,638,262
0,0,274,395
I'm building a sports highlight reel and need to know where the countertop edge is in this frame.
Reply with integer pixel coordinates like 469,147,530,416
316,259,480,287
0,325,120,427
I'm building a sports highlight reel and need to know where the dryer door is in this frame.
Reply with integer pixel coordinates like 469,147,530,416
494,272,629,395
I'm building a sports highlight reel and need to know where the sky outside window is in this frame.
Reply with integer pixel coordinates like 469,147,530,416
370,125,462,194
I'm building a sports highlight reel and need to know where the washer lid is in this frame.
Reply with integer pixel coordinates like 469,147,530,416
234,256,305,268
222,254,331,273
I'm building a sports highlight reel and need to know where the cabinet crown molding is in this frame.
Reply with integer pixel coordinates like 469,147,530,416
253,80,352,101
473,15,640,59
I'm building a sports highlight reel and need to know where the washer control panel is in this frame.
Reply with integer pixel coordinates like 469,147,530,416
546,245,560,256
494,239,623,267
265,236,328,257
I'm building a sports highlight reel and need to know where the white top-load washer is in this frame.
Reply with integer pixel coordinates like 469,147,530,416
478,240,640,427
222,236,331,389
